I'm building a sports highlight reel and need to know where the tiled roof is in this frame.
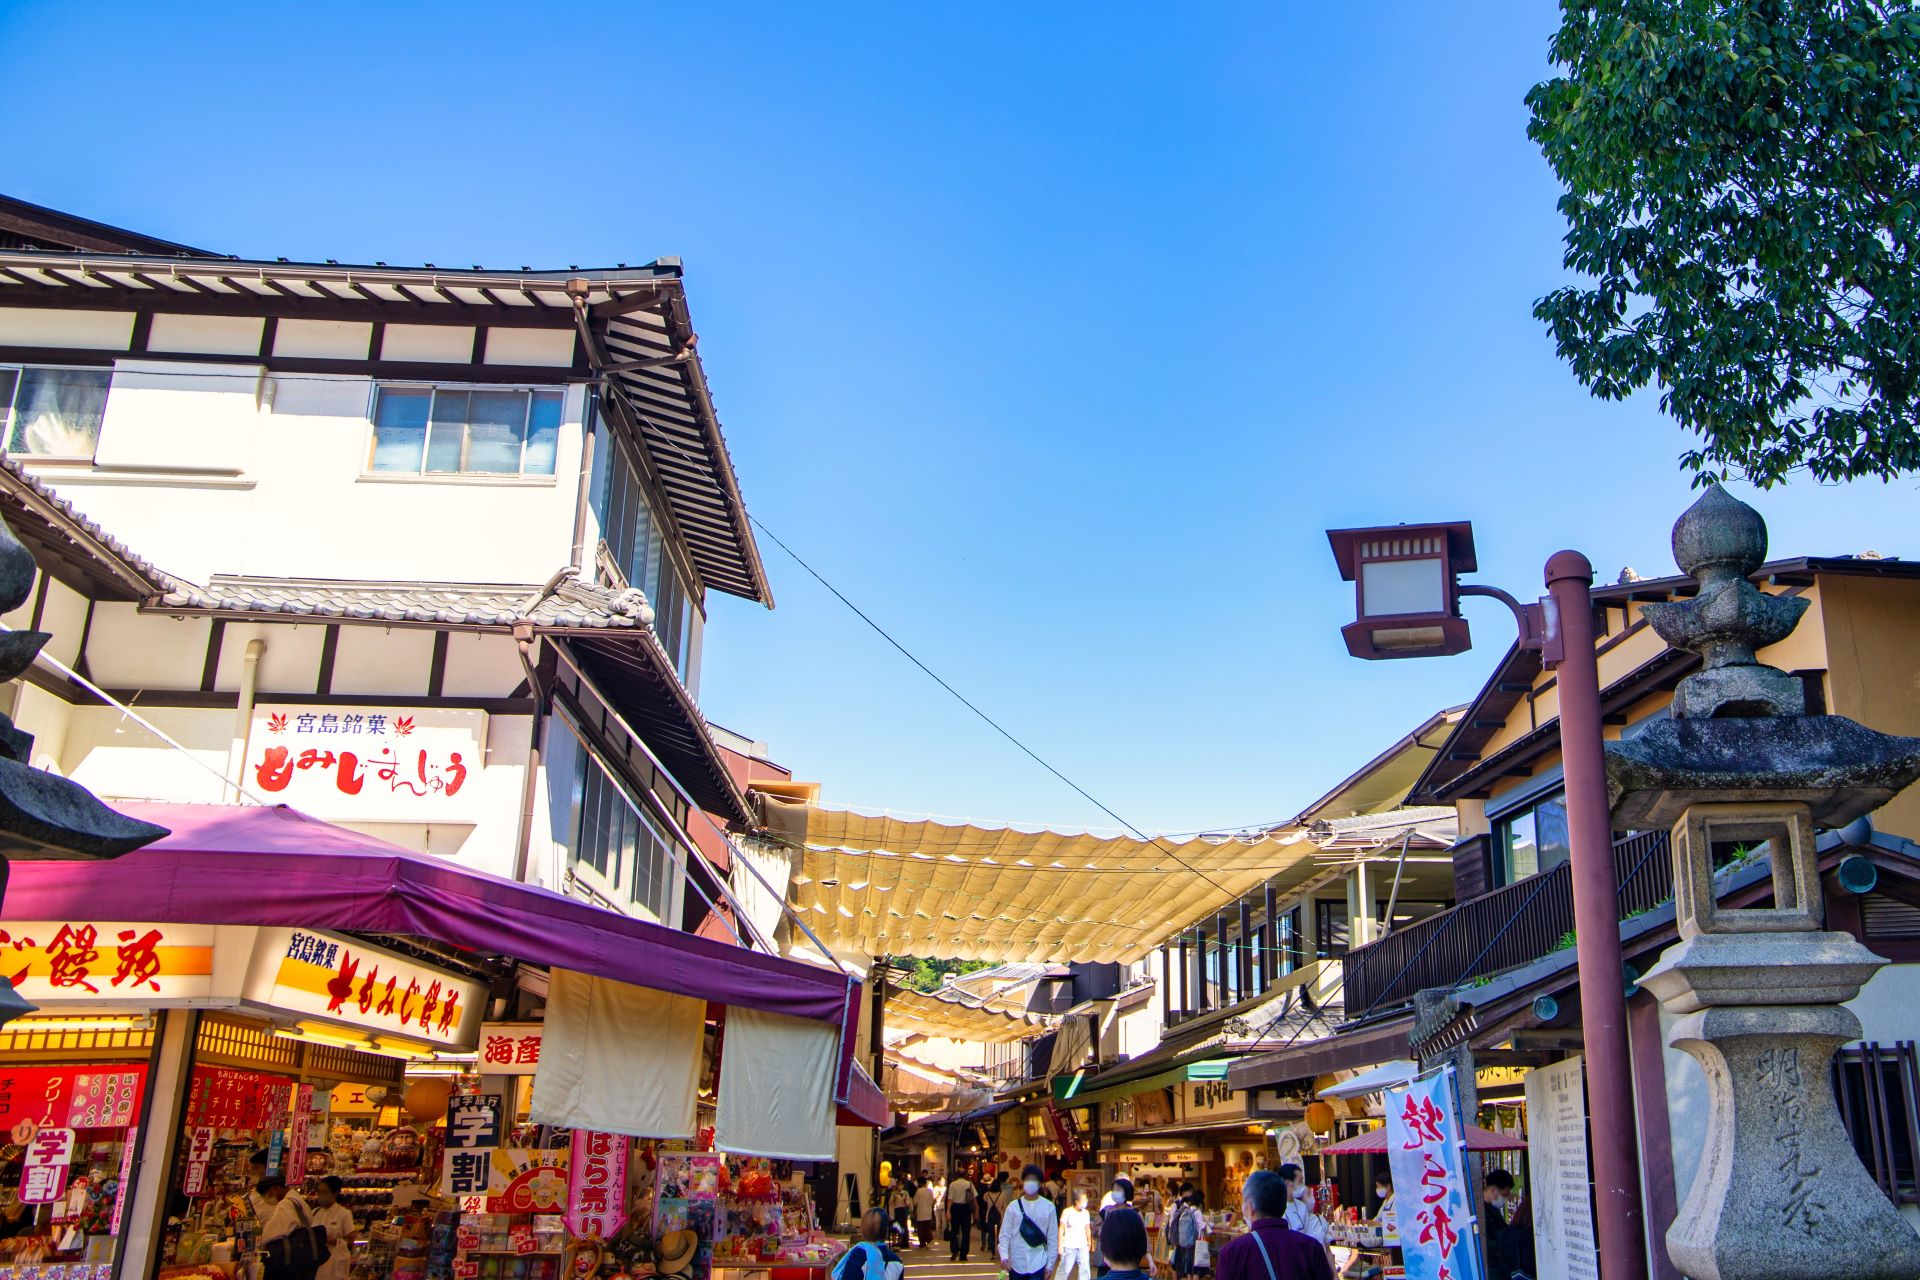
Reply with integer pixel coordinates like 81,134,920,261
0,455,180,600
159,574,655,631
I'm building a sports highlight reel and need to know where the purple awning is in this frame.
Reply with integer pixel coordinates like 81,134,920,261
837,1062,888,1129
2,803,858,1048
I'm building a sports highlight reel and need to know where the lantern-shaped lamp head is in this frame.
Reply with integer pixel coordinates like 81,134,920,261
1326,521,1477,660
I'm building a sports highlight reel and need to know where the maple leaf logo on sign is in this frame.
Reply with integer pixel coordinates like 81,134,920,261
268,713,289,733
395,716,416,736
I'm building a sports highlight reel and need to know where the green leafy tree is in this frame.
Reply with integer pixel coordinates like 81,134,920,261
1528,0,1920,484
901,957,993,993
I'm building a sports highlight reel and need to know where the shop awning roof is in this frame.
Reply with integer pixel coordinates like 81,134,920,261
3,802,857,1056
1051,1056,1231,1109
1318,1060,1418,1100
885,985,1045,1043
778,806,1297,964
839,1063,889,1128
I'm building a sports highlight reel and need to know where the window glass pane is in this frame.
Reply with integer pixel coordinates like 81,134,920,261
543,717,586,864
0,370,17,439
10,368,109,458
371,388,432,472
524,390,562,475
1534,797,1571,873
617,800,639,902
1504,811,1541,883
425,390,470,473
465,390,529,474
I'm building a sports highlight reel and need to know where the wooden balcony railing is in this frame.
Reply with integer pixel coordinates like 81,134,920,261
1341,830,1673,1016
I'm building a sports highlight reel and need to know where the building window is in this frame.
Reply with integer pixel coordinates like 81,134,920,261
545,714,679,921
1834,1042,1919,1206
0,366,110,459
599,440,696,676
1494,791,1571,886
369,385,562,477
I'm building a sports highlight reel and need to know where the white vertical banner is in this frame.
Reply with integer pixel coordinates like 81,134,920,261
1524,1056,1598,1280
1384,1066,1485,1280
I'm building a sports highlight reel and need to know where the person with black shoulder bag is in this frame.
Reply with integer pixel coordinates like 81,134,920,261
260,1180,334,1280
998,1164,1060,1280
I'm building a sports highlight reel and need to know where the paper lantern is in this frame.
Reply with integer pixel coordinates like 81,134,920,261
1304,1102,1336,1135
403,1079,451,1122
879,1161,893,1188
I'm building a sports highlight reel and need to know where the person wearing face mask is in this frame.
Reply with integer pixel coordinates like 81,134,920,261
998,1165,1059,1280
1369,1171,1395,1238
1213,1171,1332,1280
1056,1189,1093,1280
1274,1166,1328,1254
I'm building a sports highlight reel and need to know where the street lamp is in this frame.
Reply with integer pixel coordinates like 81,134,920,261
1326,522,1648,1280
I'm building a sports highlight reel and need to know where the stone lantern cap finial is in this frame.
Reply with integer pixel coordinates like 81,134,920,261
1605,484,1920,831
1640,484,1809,720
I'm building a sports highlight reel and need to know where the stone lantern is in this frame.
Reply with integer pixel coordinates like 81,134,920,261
1608,485,1920,1279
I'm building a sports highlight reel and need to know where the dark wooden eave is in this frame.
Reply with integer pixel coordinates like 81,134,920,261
0,194,214,257
0,248,773,606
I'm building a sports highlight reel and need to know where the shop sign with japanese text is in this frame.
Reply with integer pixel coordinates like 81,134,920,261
249,704,487,822
182,1127,216,1197
1177,1079,1248,1123
443,1094,504,1197
565,1130,629,1239
1043,1101,1084,1161
1384,1067,1484,1280
486,1149,569,1213
243,927,484,1048
0,1067,148,1135
286,1085,315,1186
0,921,215,1002
476,1023,543,1074
20,1127,74,1204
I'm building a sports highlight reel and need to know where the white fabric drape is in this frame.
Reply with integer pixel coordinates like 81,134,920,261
529,968,704,1139
714,1005,836,1160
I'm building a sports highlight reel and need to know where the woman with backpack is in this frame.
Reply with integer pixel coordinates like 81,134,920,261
1169,1191,1203,1279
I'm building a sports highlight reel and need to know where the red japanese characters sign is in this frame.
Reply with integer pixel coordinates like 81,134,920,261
0,1067,149,1135
243,927,485,1048
249,704,487,821
286,1085,315,1186
0,921,216,1003
566,1130,629,1240
477,1023,544,1074
185,1066,295,1131
20,1127,75,1205
1384,1067,1485,1280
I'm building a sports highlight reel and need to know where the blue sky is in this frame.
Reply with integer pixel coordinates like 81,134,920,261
6,3,1915,834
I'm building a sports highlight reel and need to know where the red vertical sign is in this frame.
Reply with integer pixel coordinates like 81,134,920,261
286,1084,314,1186
565,1130,629,1239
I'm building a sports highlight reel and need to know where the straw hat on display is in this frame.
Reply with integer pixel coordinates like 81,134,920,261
657,1230,699,1277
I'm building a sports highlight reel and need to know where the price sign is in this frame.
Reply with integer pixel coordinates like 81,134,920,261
509,1225,537,1256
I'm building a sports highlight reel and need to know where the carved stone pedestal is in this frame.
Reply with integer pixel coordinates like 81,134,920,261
1659,999,1920,1280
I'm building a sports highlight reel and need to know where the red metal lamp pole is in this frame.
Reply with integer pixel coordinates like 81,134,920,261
1545,551,1649,1280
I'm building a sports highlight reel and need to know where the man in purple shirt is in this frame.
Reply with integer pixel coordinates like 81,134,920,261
1213,1170,1334,1280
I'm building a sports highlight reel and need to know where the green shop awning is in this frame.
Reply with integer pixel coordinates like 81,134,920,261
1051,1057,1231,1109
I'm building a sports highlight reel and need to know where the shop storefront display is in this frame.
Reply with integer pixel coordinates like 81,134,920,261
0,805,874,1280
0,1039,152,1275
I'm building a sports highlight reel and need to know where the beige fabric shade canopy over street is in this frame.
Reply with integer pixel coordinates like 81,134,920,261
882,985,1045,1043
786,807,1295,963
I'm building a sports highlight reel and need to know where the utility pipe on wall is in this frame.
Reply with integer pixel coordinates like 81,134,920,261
225,637,266,803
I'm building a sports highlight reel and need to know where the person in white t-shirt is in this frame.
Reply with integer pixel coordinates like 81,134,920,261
998,1165,1060,1280
1055,1189,1093,1280
913,1178,938,1249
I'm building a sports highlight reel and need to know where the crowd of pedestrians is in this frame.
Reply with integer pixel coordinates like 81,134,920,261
871,1165,1349,1280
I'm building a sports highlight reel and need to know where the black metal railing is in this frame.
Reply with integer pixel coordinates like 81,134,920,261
1342,830,1674,1014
